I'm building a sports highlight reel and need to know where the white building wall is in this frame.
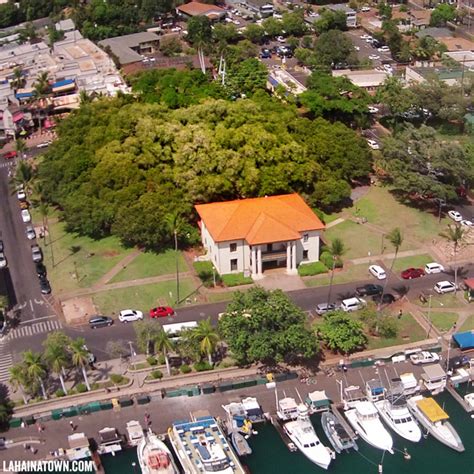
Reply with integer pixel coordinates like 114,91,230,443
216,240,248,274
297,230,321,265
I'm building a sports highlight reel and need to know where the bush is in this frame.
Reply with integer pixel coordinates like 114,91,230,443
194,361,213,372
221,273,253,287
180,364,192,374
146,356,158,366
171,368,179,376
150,369,163,380
55,389,65,398
158,354,166,365
110,374,124,385
216,356,236,369
194,261,221,288
320,250,343,269
378,317,398,339
76,383,87,393
298,261,328,276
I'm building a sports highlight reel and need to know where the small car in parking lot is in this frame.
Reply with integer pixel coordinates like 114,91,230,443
366,139,380,150
424,262,444,274
2,151,17,160
17,187,26,201
356,284,383,297
149,306,175,318
341,297,366,312
118,309,144,323
434,281,456,294
35,262,47,278
26,225,36,240
19,201,29,210
315,303,337,315
369,264,386,280
260,48,272,59
368,54,380,60
401,268,425,279
21,209,31,223
31,245,43,263
461,219,473,227
448,210,462,222
410,351,440,365
378,46,390,53
0,241,3,252
89,315,113,329
39,276,51,294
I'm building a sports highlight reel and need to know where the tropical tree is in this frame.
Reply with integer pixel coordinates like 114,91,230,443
154,328,174,376
11,160,35,195
165,212,186,304
69,338,91,391
134,320,161,355
439,224,466,292
79,90,93,105
9,364,29,404
11,67,26,91
190,318,219,365
327,238,346,304
23,350,47,399
14,138,27,157
33,71,51,132
43,343,69,394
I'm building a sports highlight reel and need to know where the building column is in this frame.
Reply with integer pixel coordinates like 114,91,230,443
290,241,297,274
251,247,257,275
286,242,291,272
257,246,263,278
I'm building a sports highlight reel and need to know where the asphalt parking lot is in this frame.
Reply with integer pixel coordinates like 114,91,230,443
345,29,393,66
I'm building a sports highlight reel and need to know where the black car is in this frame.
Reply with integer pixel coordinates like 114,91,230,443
447,355,470,371
355,284,383,297
36,262,47,278
260,48,272,59
0,240,3,252
89,315,113,329
372,293,395,304
39,276,51,295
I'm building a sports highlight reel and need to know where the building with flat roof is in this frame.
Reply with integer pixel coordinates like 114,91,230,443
405,65,473,85
55,18,76,33
328,4,357,28
176,1,226,20
99,32,160,65
195,194,325,278
332,69,389,92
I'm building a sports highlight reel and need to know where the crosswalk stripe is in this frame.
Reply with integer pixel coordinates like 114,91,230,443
8,319,63,340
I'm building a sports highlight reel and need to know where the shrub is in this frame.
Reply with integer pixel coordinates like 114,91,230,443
146,356,158,366
320,251,343,269
76,383,87,393
194,361,213,372
194,261,221,288
221,273,253,287
378,317,398,339
55,389,65,398
158,354,166,365
298,261,328,276
171,367,179,376
110,374,124,385
216,356,236,369
180,364,192,374
150,370,163,380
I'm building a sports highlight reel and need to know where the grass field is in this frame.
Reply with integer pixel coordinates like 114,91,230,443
389,254,433,272
426,312,459,332
459,314,474,331
304,263,370,288
92,279,197,315
110,250,187,283
417,293,467,310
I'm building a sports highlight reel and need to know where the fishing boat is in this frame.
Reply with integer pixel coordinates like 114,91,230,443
344,401,394,453
97,427,122,455
283,403,333,470
222,402,254,436
138,430,180,474
276,396,299,421
230,431,252,457
126,420,144,447
421,364,447,394
321,411,358,453
407,396,464,452
168,411,246,474
398,372,420,396
305,390,331,414
374,383,422,443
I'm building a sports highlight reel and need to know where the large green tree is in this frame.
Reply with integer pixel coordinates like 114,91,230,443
314,29,355,67
430,4,456,26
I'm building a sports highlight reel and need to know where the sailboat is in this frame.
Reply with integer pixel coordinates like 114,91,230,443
138,430,180,474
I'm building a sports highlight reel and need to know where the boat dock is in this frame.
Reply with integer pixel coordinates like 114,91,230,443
269,415,297,452
446,383,473,413
330,404,357,441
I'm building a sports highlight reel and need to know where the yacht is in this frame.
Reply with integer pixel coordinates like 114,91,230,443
138,430,180,474
421,364,447,394
126,420,145,447
305,390,331,414
321,411,358,453
97,427,122,455
407,396,464,452
168,412,245,474
283,403,332,470
276,396,299,421
344,401,394,453
374,384,422,443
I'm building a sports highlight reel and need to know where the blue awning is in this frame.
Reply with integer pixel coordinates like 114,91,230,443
453,331,474,350
52,79,75,88
16,92,34,99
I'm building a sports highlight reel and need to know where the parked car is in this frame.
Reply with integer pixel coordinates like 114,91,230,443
434,281,456,294
424,262,444,274
360,34,371,39
447,355,470,371
341,297,366,312
36,141,51,149
260,48,272,59
447,210,462,222
35,262,47,278
369,264,386,280
16,187,26,201
366,139,380,150
19,201,29,210
378,46,390,53
361,6,370,11
39,276,51,294
149,306,175,318
25,225,36,240
21,209,31,223
315,303,337,315
2,151,17,160
368,54,380,60
0,314,6,336
276,35,286,43
0,253,7,269
118,309,144,323
89,316,113,329
368,106,379,114
401,267,425,279
461,219,473,227
356,284,383,297
31,245,43,263
372,293,395,305
0,240,3,252
410,351,440,365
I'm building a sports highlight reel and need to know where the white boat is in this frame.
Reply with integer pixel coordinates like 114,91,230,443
65,433,91,461
344,401,394,453
283,404,332,470
421,364,447,394
168,412,245,474
276,396,299,421
398,372,420,396
464,393,474,410
126,420,145,447
407,395,464,452
305,390,331,414
230,431,252,456
138,430,180,474
374,385,422,443
97,427,122,455
321,411,358,453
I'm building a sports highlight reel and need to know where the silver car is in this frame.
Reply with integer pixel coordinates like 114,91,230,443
315,303,337,315
26,225,36,240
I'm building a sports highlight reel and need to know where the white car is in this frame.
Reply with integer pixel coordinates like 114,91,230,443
368,106,379,114
0,252,7,268
366,139,380,150
170,26,182,32
276,36,286,43
17,187,26,200
360,34,371,39
383,64,393,71
368,54,380,60
369,264,386,280
341,297,366,312
448,210,462,222
460,219,473,227
365,37,374,43
36,141,51,149
424,262,444,274
25,225,36,240
21,209,31,223
361,6,371,12
410,351,440,365
434,281,456,294
378,46,390,53
354,46,360,51
118,309,144,323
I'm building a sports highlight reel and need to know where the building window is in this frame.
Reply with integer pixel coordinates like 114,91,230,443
303,250,309,260
230,259,238,271
230,243,237,252
303,233,309,242
267,243,273,252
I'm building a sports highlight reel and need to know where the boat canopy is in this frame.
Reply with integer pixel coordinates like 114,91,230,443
306,390,331,408
416,398,449,422
356,401,377,416
422,364,446,381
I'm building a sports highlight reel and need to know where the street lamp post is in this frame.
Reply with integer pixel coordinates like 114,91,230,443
426,294,433,338
128,341,136,370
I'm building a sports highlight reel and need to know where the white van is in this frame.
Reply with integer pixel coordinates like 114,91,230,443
369,264,386,280
162,321,198,339
341,297,366,312
424,262,445,274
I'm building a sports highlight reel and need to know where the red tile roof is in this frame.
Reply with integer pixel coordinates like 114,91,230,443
195,194,325,245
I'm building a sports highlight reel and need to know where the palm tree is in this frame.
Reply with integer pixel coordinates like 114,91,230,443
9,364,29,404
154,329,174,376
33,71,51,133
69,338,91,391
44,344,69,394
10,160,35,196
439,224,466,293
165,212,186,304
11,67,26,92
79,90,94,105
326,238,346,304
14,138,27,158
23,350,47,399
191,318,219,366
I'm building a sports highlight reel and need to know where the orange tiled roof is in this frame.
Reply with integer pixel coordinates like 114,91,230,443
195,194,325,245
177,1,225,16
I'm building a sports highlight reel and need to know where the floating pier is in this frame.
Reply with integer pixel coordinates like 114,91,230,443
446,383,473,413
330,404,358,441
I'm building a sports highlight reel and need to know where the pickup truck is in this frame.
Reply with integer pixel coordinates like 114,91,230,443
31,245,43,263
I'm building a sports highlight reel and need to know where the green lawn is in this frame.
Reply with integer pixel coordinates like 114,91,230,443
417,293,467,310
389,254,433,273
92,279,197,315
205,292,235,303
39,219,134,294
109,250,187,283
426,312,459,332
459,314,474,331
304,263,370,287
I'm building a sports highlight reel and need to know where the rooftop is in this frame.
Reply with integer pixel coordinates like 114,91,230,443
195,194,325,245
439,37,474,52
332,69,389,88
177,1,226,17
99,32,160,65
416,27,453,39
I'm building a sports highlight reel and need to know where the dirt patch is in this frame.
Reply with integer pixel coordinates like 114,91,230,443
61,296,97,326
102,250,120,258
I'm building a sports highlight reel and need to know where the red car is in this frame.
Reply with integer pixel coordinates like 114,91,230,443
401,268,425,279
2,150,17,160
149,306,175,318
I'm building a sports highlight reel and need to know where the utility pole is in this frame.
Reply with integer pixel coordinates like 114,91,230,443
174,229,180,305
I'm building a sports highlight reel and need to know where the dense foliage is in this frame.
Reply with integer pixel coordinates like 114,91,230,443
218,288,319,365
39,73,371,248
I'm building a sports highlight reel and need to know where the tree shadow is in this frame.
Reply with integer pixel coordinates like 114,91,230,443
53,245,82,267
445,266,469,280
90,365,113,383
392,284,410,298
